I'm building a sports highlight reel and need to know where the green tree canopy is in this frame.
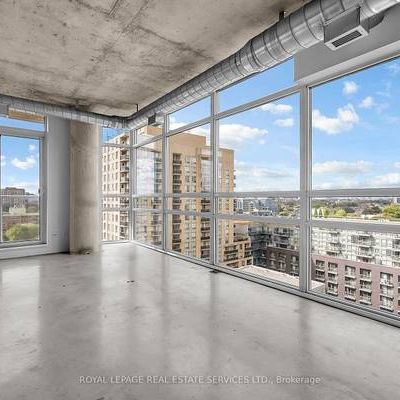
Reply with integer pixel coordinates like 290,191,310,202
383,204,400,220
4,223,39,242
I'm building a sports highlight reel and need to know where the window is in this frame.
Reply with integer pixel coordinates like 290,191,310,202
0,110,45,132
166,214,210,261
312,197,400,224
218,197,300,218
0,120,43,245
134,125,164,246
135,212,162,247
310,57,400,318
312,58,400,190
218,59,294,111
169,97,210,129
217,93,300,192
136,139,162,195
167,125,211,194
217,219,300,287
103,51,400,323
101,128,131,241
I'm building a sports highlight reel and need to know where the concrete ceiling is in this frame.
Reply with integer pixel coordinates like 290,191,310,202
0,0,306,117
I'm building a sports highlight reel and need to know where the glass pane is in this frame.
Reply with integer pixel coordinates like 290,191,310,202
312,197,400,224
1,136,40,194
2,195,40,242
312,57,400,189
218,197,300,218
102,197,129,210
1,136,41,244
135,212,162,247
101,146,130,195
134,196,162,210
218,59,294,111
311,227,400,314
137,125,162,144
217,219,299,287
167,214,210,261
0,112,45,131
102,210,129,241
218,93,299,192
168,125,211,194
168,97,210,129
166,197,210,213
136,140,163,195
102,128,130,145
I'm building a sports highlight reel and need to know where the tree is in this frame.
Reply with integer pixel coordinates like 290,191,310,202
4,224,39,241
333,208,347,218
362,205,381,215
383,204,400,220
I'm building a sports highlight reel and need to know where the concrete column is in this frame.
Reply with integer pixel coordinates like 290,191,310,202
70,121,100,254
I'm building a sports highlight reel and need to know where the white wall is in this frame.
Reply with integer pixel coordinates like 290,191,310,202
0,116,70,259
295,4,400,84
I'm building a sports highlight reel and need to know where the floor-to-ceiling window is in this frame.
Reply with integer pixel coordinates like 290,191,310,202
0,111,45,246
309,58,400,315
101,55,400,323
101,127,131,241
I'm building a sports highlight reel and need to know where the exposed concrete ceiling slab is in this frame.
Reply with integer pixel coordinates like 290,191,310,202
0,0,306,116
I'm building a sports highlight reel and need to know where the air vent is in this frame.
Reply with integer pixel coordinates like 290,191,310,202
331,30,362,48
324,7,369,51
147,112,164,127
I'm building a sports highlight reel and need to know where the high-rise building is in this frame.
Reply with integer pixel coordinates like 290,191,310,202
102,131,130,241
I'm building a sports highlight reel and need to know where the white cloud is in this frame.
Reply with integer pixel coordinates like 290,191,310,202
169,116,186,131
274,118,294,128
343,81,359,95
394,162,400,169
234,160,295,191
312,104,359,134
28,144,36,152
261,103,292,114
359,96,376,109
11,156,36,170
258,139,266,145
387,63,400,76
1,155,5,167
372,173,400,187
313,160,371,175
314,179,363,190
219,124,267,149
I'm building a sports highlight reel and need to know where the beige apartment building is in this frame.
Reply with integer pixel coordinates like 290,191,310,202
102,131,130,241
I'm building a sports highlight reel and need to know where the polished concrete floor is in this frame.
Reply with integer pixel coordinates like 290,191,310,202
0,243,399,400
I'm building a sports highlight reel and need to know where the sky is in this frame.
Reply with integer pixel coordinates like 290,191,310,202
170,57,400,192
0,118,43,195
4,56,398,197
312,58,400,190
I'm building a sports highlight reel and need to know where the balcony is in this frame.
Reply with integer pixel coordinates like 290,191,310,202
360,286,372,293
326,289,338,296
356,250,373,258
360,298,372,305
380,280,394,287
360,274,372,282
380,304,394,312
315,263,325,271
380,292,394,299
345,294,356,301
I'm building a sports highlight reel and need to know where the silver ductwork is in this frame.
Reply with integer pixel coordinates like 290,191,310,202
0,95,125,128
0,0,398,129
126,0,400,129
